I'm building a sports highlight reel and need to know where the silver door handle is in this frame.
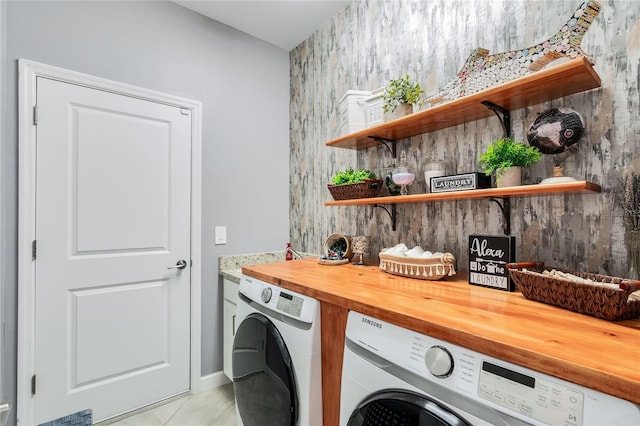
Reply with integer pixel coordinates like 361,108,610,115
168,260,187,269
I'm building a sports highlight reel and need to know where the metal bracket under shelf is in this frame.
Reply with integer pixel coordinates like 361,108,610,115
374,204,397,231
368,136,397,159
482,101,511,138
488,197,511,235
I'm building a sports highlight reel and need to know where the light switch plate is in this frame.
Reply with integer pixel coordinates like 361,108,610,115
215,226,227,245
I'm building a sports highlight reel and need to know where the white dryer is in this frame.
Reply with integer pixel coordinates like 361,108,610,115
232,275,322,426
340,311,640,426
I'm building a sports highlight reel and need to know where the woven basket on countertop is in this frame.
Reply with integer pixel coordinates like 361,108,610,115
507,262,640,321
327,179,382,201
379,251,456,281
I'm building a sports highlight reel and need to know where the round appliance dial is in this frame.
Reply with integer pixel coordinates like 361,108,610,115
261,287,272,303
425,345,454,378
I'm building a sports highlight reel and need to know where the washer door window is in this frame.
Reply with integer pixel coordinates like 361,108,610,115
233,313,298,426
348,390,472,426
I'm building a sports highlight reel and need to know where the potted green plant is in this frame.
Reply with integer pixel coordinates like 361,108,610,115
328,168,382,200
382,75,425,119
478,137,542,187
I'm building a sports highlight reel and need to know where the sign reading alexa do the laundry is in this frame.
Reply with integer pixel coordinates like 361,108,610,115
468,235,516,291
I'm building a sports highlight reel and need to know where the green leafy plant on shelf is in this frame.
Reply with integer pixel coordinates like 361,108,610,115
382,75,425,113
332,168,377,185
478,137,542,179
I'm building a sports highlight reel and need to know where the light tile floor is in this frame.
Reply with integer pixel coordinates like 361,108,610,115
101,383,236,426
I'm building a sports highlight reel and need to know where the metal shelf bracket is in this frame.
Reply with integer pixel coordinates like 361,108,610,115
374,204,397,231
368,136,397,159
488,197,511,235
481,101,511,138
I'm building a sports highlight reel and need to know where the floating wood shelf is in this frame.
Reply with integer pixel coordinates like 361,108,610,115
324,180,601,206
326,57,601,150
325,181,601,235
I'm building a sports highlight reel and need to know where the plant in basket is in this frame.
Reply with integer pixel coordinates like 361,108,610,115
328,168,382,201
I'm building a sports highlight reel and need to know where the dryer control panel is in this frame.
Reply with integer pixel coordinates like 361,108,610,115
239,275,319,324
477,359,584,426
345,311,640,426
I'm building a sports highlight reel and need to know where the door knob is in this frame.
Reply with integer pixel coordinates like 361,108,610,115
168,260,188,269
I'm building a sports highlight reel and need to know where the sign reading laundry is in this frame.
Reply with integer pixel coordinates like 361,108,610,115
468,235,516,291
430,172,492,193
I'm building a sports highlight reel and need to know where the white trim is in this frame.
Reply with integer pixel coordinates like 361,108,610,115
195,371,232,394
0,0,7,405
17,59,203,425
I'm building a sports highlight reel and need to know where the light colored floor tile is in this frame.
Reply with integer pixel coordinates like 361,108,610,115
167,384,236,426
104,384,236,426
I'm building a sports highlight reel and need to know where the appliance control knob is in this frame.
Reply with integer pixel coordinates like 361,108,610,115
425,345,454,378
261,287,272,303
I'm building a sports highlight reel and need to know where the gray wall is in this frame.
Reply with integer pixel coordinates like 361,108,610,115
290,0,640,278
1,0,7,411
2,0,290,420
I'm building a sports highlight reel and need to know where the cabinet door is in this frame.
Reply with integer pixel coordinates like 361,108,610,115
223,298,237,380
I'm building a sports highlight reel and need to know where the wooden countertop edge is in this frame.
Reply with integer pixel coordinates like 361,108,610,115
242,261,640,404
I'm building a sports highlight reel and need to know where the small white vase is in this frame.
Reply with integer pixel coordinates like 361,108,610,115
497,166,522,188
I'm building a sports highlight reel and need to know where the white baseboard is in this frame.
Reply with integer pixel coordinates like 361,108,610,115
0,403,10,426
192,371,231,394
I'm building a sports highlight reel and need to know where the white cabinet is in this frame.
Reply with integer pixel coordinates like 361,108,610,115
222,278,239,380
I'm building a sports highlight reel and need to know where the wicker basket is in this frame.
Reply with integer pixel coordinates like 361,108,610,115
379,251,456,280
507,262,640,321
327,179,382,201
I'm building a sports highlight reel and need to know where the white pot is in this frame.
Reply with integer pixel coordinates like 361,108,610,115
497,166,522,188
384,103,413,121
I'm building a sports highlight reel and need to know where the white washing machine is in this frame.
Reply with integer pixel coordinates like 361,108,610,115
340,311,640,426
232,275,322,426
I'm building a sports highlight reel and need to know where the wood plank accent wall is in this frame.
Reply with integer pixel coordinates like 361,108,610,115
289,0,640,278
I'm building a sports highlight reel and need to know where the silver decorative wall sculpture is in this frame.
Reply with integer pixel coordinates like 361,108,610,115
427,0,601,104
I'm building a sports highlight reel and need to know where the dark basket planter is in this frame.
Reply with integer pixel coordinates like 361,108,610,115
327,179,383,201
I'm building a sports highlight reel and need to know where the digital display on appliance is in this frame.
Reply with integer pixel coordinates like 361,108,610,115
478,360,584,426
280,292,293,301
277,291,303,317
482,361,535,388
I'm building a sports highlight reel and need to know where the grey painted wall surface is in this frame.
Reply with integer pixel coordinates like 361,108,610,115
290,0,640,278
1,0,7,410
2,0,289,419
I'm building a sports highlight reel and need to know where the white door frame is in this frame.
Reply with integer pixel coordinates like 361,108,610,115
17,59,203,425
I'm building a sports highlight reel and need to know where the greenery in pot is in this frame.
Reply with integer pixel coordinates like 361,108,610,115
382,74,425,113
478,137,542,179
332,168,377,185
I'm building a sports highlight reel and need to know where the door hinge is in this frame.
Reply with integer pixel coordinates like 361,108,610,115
31,374,36,396
180,108,190,116
32,240,37,260
33,105,38,125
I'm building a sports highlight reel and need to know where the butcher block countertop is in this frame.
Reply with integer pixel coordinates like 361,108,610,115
242,257,640,418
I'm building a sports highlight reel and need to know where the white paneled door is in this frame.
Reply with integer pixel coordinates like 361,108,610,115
33,77,192,424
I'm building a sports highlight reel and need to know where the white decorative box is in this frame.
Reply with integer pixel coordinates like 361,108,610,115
339,90,370,135
365,87,385,127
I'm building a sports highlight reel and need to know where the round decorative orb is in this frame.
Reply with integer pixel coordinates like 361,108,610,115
527,107,585,154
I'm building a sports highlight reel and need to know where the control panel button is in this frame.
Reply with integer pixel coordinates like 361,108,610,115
261,287,272,303
425,345,454,378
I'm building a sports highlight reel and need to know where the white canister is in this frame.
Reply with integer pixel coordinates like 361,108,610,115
424,160,446,192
